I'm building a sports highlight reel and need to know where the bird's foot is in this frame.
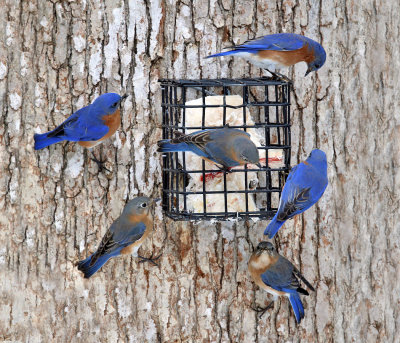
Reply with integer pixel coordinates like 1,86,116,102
275,72,293,83
173,130,185,138
192,87,217,96
138,253,162,267
266,69,293,83
215,164,233,173
251,301,274,319
90,152,111,173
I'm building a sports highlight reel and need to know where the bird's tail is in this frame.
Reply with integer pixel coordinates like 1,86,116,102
206,47,260,58
157,139,189,153
77,253,113,279
206,50,242,58
34,132,64,150
288,292,305,324
263,217,285,238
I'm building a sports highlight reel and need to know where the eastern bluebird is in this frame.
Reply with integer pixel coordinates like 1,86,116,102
77,197,160,278
207,33,326,77
157,128,261,171
248,241,315,323
264,149,328,238
34,93,127,171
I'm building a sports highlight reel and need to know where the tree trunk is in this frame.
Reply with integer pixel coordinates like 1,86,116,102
1,0,399,342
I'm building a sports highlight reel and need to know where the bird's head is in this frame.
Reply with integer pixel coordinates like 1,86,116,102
237,138,260,167
305,148,327,173
255,241,277,257
305,43,326,76
123,196,160,216
92,93,127,115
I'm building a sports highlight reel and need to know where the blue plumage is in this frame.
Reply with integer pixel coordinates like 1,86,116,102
77,197,156,278
207,33,326,76
77,251,120,279
288,292,305,323
33,132,64,150
264,149,328,238
249,242,314,324
157,128,260,169
34,93,122,150
216,33,306,55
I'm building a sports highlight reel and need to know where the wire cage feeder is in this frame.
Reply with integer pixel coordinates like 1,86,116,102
159,77,291,221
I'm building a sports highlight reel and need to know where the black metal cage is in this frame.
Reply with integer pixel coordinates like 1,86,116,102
159,77,291,221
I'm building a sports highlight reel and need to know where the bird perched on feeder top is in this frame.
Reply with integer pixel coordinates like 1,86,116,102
157,127,261,171
77,196,161,279
264,149,328,238
34,93,127,172
206,33,326,78
248,241,315,323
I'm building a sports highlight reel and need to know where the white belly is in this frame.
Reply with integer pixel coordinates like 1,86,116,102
233,52,286,70
131,244,140,257
263,287,284,299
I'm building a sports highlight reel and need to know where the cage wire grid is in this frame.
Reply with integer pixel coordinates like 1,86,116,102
159,77,291,221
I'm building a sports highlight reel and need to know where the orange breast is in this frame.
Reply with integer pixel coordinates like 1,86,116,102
78,109,121,148
257,44,315,67
248,254,286,296
120,213,153,255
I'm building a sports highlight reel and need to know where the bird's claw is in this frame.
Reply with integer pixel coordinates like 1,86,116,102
251,302,274,319
173,130,185,138
215,164,232,173
266,69,293,83
138,253,162,267
90,152,111,173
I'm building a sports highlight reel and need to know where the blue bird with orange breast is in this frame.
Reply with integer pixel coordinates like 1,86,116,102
77,197,160,278
264,149,328,238
248,241,315,323
207,33,326,77
34,93,127,171
157,128,261,171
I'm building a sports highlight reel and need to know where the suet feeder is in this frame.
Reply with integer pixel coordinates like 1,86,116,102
159,77,291,221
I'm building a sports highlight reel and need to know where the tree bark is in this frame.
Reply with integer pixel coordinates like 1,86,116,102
0,0,399,342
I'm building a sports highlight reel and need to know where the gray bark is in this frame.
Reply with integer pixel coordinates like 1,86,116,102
0,0,399,342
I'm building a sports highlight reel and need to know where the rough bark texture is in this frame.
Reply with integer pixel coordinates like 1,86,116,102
0,0,399,342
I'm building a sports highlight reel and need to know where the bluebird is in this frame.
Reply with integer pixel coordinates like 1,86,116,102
264,149,328,238
248,241,315,323
157,128,261,171
77,197,160,278
34,93,127,171
206,33,326,77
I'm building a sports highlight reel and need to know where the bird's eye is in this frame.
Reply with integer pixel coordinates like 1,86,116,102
112,102,119,107
141,202,147,208
315,64,320,69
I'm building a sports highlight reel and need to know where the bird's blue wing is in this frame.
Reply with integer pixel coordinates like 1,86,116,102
69,124,109,142
277,186,312,221
60,105,109,141
111,220,147,246
203,141,237,167
237,33,306,52
184,130,218,160
276,163,314,220
89,220,146,264
202,129,249,167
46,109,83,139
260,256,298,292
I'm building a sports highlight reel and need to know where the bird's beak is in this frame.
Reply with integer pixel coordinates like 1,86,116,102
256,162,262,169
121,94,128,100
305,66,312,77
